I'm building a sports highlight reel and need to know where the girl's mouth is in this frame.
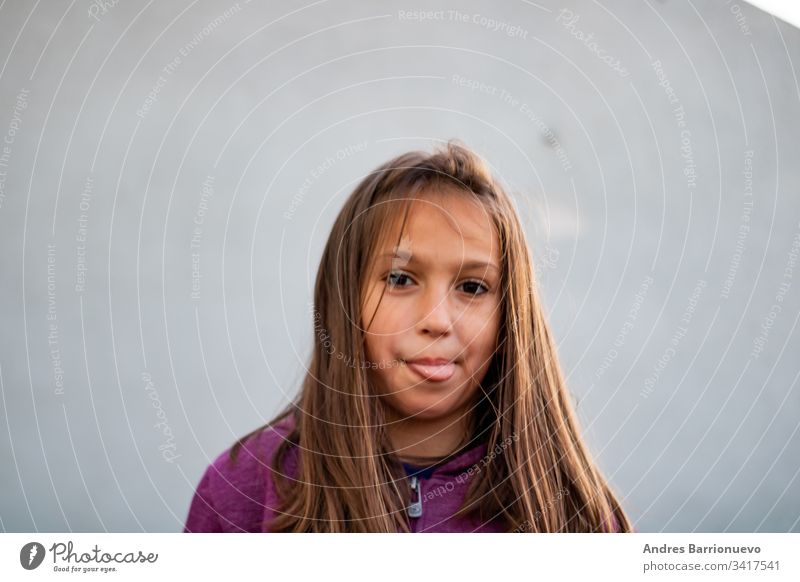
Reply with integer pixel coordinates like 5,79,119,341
403,359,456,382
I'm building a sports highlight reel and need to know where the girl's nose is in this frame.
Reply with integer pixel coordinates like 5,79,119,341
416,285,454,336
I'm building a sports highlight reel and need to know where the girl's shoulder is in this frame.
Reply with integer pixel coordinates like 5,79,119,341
183,415,297,532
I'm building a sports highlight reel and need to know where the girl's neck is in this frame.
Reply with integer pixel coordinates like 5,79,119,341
386,409,475,464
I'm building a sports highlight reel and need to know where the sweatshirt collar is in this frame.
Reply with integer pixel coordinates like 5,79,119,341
400,439,488,477
275,414,489,477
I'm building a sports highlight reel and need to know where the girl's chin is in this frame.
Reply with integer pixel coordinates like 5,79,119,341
382,392,466,422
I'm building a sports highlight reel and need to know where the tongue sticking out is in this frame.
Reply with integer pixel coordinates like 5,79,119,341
405,361,456,382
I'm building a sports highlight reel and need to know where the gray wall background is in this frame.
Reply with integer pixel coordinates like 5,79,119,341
0,0,798,532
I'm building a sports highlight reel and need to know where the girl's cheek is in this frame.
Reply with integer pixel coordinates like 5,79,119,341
462,308,497,333
477,298,501,326
379,302,412,333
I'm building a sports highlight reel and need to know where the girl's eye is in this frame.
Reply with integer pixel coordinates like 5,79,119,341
385,272,489,296
459,280,489,296
386,271,414,288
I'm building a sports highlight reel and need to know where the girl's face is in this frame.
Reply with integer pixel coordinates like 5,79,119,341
361,189,502,422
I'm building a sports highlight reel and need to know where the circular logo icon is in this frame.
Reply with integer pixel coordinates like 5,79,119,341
20,542,46,570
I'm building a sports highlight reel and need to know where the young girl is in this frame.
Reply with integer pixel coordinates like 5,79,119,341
184,141,632,533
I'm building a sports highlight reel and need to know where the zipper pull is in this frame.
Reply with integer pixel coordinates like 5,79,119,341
407,475,423,518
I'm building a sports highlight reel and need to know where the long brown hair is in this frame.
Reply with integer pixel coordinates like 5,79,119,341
232,140,632,532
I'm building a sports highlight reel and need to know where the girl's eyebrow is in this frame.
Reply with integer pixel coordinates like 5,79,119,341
382,249,413,261
379,251,499,272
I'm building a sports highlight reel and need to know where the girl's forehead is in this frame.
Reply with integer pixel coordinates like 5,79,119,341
373,193,500,266
390,193,494,240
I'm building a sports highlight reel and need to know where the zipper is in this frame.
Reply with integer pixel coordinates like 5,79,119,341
407,475,423,519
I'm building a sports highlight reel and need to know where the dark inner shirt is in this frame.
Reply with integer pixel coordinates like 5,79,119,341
401,462,437,480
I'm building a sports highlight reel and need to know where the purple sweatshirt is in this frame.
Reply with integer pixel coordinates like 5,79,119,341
183,416,623,533
184,415,510,532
